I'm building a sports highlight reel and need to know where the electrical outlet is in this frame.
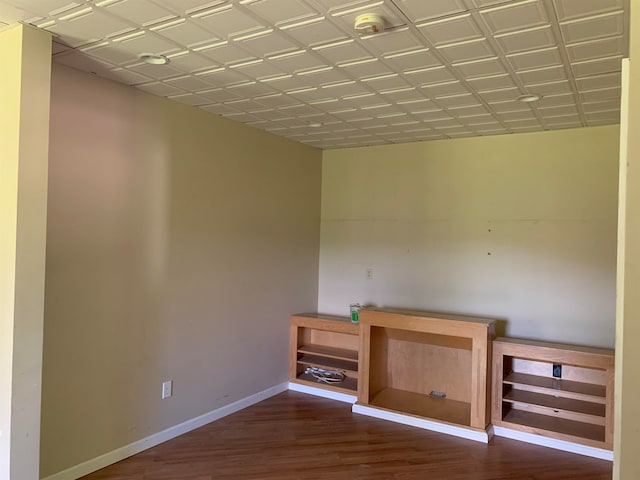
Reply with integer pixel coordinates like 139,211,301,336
162,380,173,399
552,364,562,378
366,268,373,280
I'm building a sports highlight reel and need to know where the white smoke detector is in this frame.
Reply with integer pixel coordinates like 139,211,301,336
354,13,385,34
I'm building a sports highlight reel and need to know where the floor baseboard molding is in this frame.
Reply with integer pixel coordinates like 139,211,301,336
492,426,613,461
288,382,357,404
352,403,491,443
42,382,289,480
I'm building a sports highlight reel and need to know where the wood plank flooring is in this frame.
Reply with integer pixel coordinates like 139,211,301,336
80,391,612,480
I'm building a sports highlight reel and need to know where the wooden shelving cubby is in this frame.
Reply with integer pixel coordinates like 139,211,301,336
289,313,359,396
492,337,614,453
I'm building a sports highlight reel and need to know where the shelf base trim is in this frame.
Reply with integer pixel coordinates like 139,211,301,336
288,382,357,404
492,426,613,461
352,403,491,443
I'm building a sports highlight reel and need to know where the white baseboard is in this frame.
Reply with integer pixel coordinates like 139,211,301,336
352,403,491,443
42,382,289,480
492,426,613,461
288,382,357,404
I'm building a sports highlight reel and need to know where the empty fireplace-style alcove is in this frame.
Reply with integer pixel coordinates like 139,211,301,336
354,308,496,442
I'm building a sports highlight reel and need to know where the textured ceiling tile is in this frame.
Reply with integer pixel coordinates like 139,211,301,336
297,66,351,85
192,5,265,38
379,87,425,102
480,0,549,35
543,113,581,125
405,66,457,86
152,19,220,48
167,51,217,73
232,60,286,79
452,57,507,78
435,93,478,108
467,73,517,90
496,109,534,121
493,25,556,54
585,110,619,123
126,60,185,79
46,8,136,46
227,80,277,97
165,74,217,90
268,50,327,74
536,103,579,116
383,48,441,71
198,42,256,65
490,99,532,113
168,92,211,106
154,0,227,16
417,13,484,46
575,71,621,90
361,28,426,56
136,81,186,96
506,46,562,71
582,98,621,113
421,81,468,97
197,87,244,103
286,87,332,102
437,38,496,63
516,64,567,84
553,0,623,22
195,67,251,86
80,42,140,64
535,92,575,106
238,30,300,57
448,104,491,117
339,58,393,78
322,80,371,98
245,0,319,25
200,103,241,115
102,0,176,27
104,67,155,85
565,36,625,63
112,31,182,56
393,0,468,22
313,39,373,64
522,80,572,95
254,92,300,108
281,17,349,46
559,11,624,44
571,55,622,78
361,73,411,90
478,86,521,102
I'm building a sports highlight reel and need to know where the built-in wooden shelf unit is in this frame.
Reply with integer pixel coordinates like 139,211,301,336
355,308,496,442
492,337,614,452
289,314,359,396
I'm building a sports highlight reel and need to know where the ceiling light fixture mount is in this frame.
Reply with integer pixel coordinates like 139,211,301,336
517,93,542,103
354,13,385,34
139,53,170,65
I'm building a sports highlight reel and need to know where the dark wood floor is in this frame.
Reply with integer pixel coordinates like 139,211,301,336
81,391,612,480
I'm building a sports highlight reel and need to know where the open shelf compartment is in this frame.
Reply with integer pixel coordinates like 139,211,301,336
492,337,614,451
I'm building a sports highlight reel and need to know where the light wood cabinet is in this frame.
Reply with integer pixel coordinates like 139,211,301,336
289,313,359,395
492,337,614,451
355,308,496,441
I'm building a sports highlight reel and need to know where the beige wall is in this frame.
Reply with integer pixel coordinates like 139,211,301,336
320,126,619,348
0,25,51,480
614,0,640,476
40,64,322,477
